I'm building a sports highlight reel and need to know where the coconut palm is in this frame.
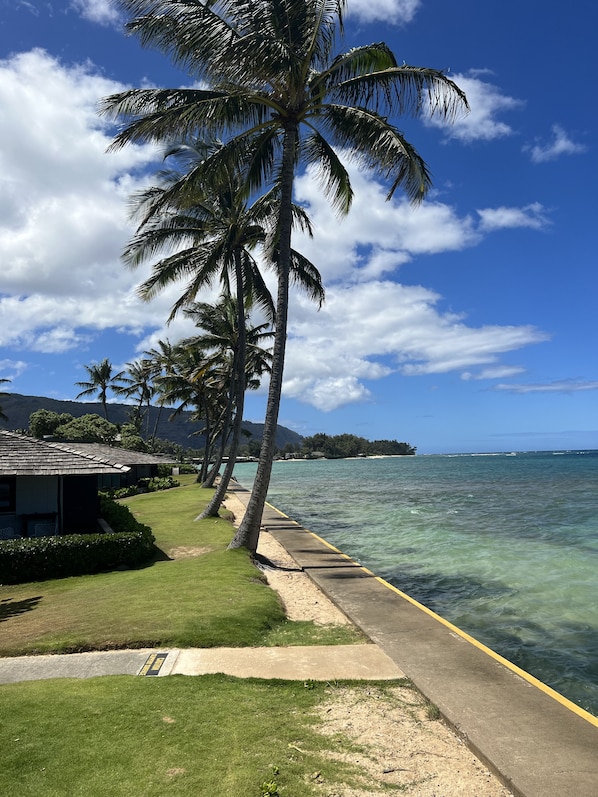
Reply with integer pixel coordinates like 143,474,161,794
183,295,273,517
116,358,156,435
121,137,323,497
101,0,468,552
153,341,226,478
75,358,125,421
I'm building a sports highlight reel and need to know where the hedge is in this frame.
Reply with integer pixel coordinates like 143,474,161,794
0,497,155,585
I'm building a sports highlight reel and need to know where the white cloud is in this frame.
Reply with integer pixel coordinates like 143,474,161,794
0,359,28,380
477,202,549,232
70,0,121,26
462,366,526,381
346,0,421,24
524,125,588,163
0,50,550,412
426,72,524,143
281,281,548,410
494,380,598,394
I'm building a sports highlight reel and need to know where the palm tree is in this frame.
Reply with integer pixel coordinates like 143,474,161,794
0,378,11,422
184,295,273,517
101,0,468,552
75,358,125,421
116,358,156,436
120,137,323,494
154,340,229,479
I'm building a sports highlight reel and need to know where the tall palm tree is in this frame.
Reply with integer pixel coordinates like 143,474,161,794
120,137,323,495
153,340,225,477
102,0,468,552
184,295,273,517
75,358,125,421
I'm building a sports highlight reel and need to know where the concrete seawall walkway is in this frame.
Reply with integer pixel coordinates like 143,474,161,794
238,484,598,797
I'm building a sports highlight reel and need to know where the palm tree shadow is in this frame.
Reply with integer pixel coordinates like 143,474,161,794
0,596,42,622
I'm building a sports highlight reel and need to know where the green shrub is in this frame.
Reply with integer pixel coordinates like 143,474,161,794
0,498,155,585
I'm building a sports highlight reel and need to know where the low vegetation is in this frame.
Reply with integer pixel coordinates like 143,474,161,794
0,476,406,797
0,497,155,586
0,676,412,797
0,476,361,655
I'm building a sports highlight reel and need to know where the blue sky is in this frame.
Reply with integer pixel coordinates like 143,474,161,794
0,0,596,454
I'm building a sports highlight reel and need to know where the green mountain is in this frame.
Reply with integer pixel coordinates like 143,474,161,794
0,393,303,451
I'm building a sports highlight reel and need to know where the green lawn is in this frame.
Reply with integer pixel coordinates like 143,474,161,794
0,480,362,655
0,675,412,797
0,480,403,797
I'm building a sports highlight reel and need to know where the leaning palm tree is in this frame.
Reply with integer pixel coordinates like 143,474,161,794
75,358,125,421
120,137,323,500
101,0,468,552
183,295,273,517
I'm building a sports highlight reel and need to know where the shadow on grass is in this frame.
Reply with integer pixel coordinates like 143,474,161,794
0,595,42,622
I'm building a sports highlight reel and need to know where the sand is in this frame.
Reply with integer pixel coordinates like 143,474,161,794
224,490,513,797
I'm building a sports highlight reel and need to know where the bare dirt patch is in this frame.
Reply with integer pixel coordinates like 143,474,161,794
168,545,212,559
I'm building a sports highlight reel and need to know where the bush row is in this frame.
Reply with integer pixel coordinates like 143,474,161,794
0,497,155,585
101,475,181,500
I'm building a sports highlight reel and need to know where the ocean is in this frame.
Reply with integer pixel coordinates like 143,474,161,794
234,450,598,717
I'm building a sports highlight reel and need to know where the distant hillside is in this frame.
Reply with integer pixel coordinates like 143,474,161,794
0,393,303,451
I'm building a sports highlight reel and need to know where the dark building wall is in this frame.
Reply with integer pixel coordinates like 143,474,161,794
62,475,99,533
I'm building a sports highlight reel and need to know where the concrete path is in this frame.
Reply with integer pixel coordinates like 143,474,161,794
0,644,404,684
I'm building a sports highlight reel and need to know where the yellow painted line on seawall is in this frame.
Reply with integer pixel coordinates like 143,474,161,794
264,501,598,729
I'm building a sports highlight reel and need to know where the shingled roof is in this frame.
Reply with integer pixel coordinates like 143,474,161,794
0,430,131,476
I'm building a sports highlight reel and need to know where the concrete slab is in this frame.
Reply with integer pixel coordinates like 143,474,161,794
167,645,404,680
0,649,154,683
254,493,598,797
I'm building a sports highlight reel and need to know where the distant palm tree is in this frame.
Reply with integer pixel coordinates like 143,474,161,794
0,378,11,422
116,358,156,436
102,0,468,552
75,359,125,421
184,295,273,517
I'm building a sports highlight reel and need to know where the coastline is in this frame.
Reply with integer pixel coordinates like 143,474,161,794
224,488,514,797
225,481,598,797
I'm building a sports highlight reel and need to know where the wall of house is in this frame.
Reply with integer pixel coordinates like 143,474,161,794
16,476,58,515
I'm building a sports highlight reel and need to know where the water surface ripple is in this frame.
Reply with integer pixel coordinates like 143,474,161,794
235,451,598,716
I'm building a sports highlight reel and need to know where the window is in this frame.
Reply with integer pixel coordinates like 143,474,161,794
0,477,16,512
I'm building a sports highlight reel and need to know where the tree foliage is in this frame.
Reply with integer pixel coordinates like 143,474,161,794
301,433,415,458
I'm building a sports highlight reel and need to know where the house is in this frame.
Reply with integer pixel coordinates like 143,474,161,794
0,431,168,540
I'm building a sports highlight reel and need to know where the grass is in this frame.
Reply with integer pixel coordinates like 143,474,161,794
0,478,363,655
0,477,399,797
0,675,397,797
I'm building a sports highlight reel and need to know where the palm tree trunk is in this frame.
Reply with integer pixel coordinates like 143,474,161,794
200,252,247,518
229,126,297,552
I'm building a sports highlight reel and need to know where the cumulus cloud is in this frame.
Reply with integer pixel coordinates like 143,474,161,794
346,0,421,25
494,380,598,394
281,282,548,410
0,49,550,412
524,125,588,163
70,0,121,26
477,202,549,232
0,359,28,381
426,71,524,143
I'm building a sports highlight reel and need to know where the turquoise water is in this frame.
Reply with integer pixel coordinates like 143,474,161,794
234,451,598,716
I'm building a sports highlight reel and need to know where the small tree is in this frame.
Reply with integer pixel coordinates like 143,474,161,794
29,410,74,438
56,414,119,444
